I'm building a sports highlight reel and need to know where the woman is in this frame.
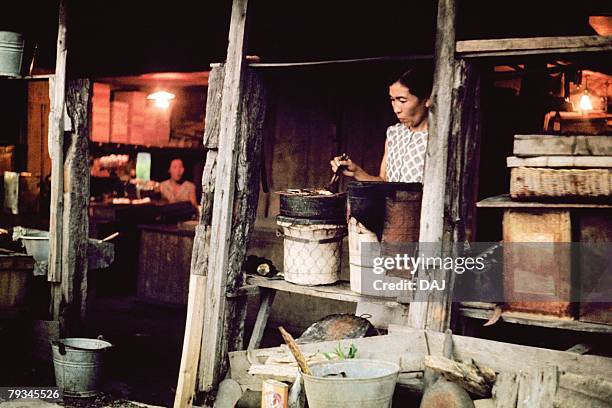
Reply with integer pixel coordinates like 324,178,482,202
159,158,198,207
330,66,433,183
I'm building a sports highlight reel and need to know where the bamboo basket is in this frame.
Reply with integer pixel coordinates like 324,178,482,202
510,167,612,199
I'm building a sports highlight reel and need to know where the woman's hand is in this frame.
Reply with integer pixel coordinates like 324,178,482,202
330,155,362,178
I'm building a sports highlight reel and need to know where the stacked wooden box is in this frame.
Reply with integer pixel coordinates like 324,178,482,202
143,103,172,146
502,134,612,322
110,100,129,144
91,83,111,143
114,91,147,145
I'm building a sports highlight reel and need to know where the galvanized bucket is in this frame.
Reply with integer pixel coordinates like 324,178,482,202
0,31,24,77
303,359,400,408
52,337,113,397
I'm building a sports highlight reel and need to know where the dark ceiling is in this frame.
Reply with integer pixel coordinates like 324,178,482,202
1,0,609,77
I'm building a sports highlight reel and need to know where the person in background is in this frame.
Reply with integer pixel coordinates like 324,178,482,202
159,158,197,207
330,65,433,183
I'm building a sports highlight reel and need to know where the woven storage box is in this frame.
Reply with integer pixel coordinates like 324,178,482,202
510,167,612,199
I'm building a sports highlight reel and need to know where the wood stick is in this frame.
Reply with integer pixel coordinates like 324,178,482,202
278,326,312,375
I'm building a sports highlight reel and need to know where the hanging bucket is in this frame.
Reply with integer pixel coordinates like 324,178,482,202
0,31,24,77
52,337,113,397
277,216,346,286
303,359,400,408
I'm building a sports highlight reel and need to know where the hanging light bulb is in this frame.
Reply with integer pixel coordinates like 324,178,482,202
147,91,175,108
578,74,593,113
579,92,593,112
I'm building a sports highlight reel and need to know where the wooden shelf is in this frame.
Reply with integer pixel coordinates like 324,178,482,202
459,304,612,334
245,275,403,308
457,35,612,58
477,195,612,209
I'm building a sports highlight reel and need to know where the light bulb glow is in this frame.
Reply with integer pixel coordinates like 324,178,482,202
579,93,593,111
147,91,175,109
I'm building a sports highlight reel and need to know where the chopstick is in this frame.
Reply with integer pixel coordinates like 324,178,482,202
328,153,349,189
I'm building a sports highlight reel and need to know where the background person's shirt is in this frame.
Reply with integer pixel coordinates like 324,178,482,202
159,179,196,204
385,123,428,183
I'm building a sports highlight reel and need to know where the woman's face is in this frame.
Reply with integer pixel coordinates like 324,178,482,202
389,82,430,127
169,159,185,182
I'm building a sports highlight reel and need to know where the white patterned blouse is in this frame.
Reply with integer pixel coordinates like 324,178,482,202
385,123,428,183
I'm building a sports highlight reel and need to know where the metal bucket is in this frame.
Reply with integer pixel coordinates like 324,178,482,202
303,359,400,408
52,338,113,397
0,31,24,77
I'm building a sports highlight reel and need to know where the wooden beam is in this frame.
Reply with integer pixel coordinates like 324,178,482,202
60,79,92,334
48,0,67,321
409,0,483,332
457,35,612,58
173,65,225,408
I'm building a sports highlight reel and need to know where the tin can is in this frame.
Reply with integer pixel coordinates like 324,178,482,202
261,379,288,408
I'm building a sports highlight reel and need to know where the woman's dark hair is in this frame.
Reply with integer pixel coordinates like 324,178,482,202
393,65,434,100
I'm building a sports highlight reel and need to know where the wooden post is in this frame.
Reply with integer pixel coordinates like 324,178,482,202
174,0,267,402
174,65,225,408
408,0,481,332
48,0,67,320
61,79,92,334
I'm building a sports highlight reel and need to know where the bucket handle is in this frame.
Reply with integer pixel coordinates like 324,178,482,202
52,335,113,355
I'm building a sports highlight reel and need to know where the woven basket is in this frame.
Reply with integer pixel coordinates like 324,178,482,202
510,167,612,199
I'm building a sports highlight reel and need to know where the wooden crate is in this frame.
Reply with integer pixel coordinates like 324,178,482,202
578,210,612,324
502,210,574,317
137,225,194,304
114,91,146,145
91,83,111,143
0,255,34,311
110,101,129,144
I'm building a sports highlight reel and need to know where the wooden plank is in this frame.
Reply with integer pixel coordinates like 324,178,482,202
27,80,51,179
388,325,612,378
174,274,208,408
247,288,276,350
423,355,496,397
477,194,612,209
556,372,612,408
61,79,92,332
459,307,612,334
173,66,225,408
513,135,612,157
457,35,612,57
516,366,558,408
492,372,519,408
48,0,67,288
507,156,612,168
246,276,401,308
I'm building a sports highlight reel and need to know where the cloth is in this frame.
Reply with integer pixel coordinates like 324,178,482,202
385,123,428,183
159,179,196,204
